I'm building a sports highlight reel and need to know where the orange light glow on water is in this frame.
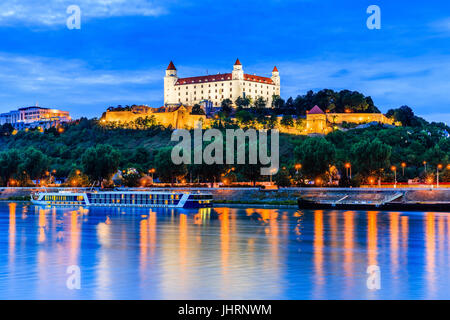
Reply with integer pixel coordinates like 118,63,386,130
314,210,324,283
367,211,378,266
343,211,354,277
390,212,400,273
9,203,16,264
425,212,436,296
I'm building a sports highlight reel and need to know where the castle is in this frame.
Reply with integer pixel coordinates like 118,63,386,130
164,59,280,108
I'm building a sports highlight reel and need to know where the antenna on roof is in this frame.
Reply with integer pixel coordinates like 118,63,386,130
206,69,208,75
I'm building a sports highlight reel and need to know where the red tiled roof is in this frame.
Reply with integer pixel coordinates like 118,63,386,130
167,61,176,70
175,73,275,85
234,58,241,65
176,73,233,85
308,105,325,115
272,66,278,72
243,74,274,84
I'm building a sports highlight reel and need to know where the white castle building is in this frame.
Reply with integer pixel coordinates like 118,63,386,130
164,59,280,108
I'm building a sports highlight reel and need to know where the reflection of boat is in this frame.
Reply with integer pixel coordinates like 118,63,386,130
298,193,450,212
31,191,213,209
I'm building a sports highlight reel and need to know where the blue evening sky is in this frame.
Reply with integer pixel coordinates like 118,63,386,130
0,0,449,123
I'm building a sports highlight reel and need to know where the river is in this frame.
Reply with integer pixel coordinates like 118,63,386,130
0,203,449,299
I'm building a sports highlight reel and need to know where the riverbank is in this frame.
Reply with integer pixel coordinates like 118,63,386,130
3,187,449,206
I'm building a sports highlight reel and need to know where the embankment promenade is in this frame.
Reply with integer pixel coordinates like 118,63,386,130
1,187,449,208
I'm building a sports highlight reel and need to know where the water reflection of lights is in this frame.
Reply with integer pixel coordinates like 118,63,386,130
367,211,378,266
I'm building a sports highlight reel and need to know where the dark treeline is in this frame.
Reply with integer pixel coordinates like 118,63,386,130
270,89,380,115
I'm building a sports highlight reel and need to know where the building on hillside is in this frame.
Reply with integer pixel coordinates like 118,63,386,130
0,106,71,130
164,59,280,108
102,105,207,129
306,105,393,135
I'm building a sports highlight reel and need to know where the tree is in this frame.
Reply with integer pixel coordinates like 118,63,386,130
81,144,121,184
235,110,254,126
192,104,205,115
275,168,291,187
19,147,49,182
294,137,336,178
220,99,233,116
386,106,418,127
0,149,21,185
154,147,187,184
122,168,142,187
235,96,251,108
272,95,285,109
254,97,267,109
280,114,294,128
350,138,391,178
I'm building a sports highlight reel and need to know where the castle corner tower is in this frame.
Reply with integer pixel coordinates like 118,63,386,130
271,66,280,87
164,61,178,106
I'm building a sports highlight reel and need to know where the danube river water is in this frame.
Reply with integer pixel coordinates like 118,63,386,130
0,203,449,300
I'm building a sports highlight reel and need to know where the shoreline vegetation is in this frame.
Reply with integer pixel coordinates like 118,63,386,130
0,91,448,189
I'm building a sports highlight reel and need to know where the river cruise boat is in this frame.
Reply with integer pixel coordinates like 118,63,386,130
31,190,213,209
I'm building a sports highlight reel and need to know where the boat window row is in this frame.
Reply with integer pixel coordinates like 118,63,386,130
86,193,182,205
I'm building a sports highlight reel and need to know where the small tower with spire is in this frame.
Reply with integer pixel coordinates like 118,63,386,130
164,61,179,106
271,66,280,87
232,58,244,80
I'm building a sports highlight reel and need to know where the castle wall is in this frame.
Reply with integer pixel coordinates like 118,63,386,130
103,109,207,130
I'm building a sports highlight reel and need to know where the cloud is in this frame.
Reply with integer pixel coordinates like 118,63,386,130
429,17,450,36
0,0,169,26
0,52,163,118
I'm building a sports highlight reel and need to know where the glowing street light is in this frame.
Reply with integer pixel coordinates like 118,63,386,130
148,168,156,181
401,162,407,176
294,163,302,174
423,161,427,172
345,163,352,179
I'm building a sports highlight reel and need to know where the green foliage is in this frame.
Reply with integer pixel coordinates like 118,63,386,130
275,168,291,187
81,144,121,183
19,147,49,181
350,138,392,177
235,96,251,108
235,110,254,126
220,99,233,116
386,105,426,127
0,149,21,184
294,137,336,178
191,104,205,115
280,114,294,128
154,147,187,183
122,168,142,187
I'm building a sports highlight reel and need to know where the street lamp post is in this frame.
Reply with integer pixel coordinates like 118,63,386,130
391,166,397,188
401,162,406,176
423,161,427,172
148,168,156,183
437,164,443,188
345,163,351,179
